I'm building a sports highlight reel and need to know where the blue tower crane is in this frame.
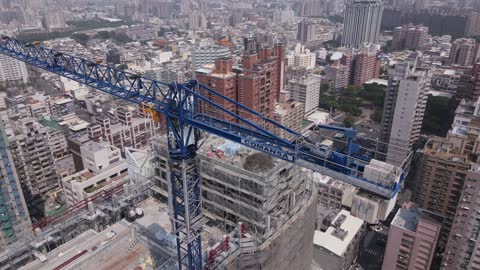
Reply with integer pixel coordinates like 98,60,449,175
0,35,410,270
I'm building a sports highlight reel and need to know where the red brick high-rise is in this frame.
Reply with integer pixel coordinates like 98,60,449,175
352,46,380,86
194,42,286,130
195,57,237,122
238,44,286,130
392,24,428,51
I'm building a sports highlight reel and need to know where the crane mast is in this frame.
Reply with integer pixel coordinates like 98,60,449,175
0,35,411,270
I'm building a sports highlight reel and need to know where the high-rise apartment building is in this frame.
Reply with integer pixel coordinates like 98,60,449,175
446,98,480,161
472,63,480,101
0,120,31,248
352,45,380,86
414,137,470,246
412,98,480,251
8,118,59,214
297,19,318,43
392,24,429,51
465,12,480,37
274,91,304,141
325,50,353,90
229,13,243,27
179,0,190,14
273,8,295,24
195,57,237,122
237,44,285,129
195,41,285,132
301,0,323,17
382,203,441,270
325,65,350,90
380,55,430,166
342,0,383,49
414,0,429,10
314,174,357,210
0,54,28,85
188,12,207,30
447,38,480,67
287,74,321,114
42,9,66,29
192,46,230,72
442,165,480,269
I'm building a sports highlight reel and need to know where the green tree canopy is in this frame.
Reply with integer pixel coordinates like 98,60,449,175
421,96,458,137
344,116,355,128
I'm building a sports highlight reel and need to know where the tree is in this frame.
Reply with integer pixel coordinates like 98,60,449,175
320,83,330,93
117,64,128,70
343,85,361,97
344,116,355,128
371,110,383,123
421,96,458,137
319,94,338,111
96,31,112,39
360,83,385,108
112,32,132,44
338,96,362,116
327,15,343,24
71,33,90,46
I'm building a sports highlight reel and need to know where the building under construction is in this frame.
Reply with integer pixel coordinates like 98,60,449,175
153,135,317,269
0,134,318,270
0,148,157,270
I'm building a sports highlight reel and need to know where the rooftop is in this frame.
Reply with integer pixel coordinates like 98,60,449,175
423,137,470,162
195,64,236,79
21,199,177,270
198,135,283,174
391,207,419,232
313,210,364,257
392,205,442,232
313,173,356,190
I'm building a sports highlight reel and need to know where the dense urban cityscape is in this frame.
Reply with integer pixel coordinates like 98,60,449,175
0,0,479,269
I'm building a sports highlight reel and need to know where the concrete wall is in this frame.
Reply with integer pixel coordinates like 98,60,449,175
221,192,317,270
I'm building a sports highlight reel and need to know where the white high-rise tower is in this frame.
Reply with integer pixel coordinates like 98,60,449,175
342,0,384,49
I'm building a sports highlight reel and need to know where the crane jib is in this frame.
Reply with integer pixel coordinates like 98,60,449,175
241,139,294,162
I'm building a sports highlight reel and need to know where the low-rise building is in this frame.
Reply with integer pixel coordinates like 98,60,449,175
61,141,128,205
312,210,366,270
87,108,157,156
314,173,357,210
286,43,316,70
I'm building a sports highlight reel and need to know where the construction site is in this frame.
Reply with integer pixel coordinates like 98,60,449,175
153,135,317,270
0,133,318,270
0,127,403,270
0,147,161,270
